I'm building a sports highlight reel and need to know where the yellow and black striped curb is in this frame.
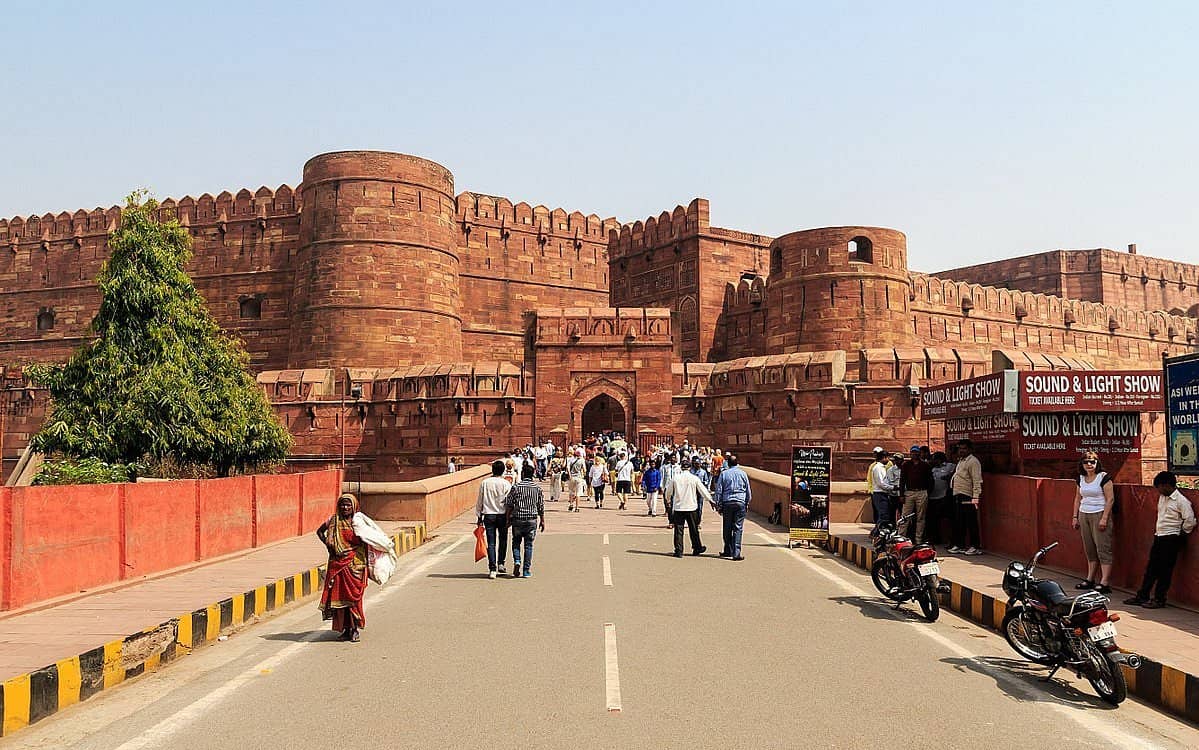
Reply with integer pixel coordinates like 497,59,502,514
826,533,1199,725
0,524,426,737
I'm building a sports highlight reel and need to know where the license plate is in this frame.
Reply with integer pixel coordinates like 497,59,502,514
917,562,940,576
1088,621,1117,641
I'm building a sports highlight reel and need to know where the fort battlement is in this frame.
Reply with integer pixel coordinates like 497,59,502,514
712,233,1198,369
608,198,709,260
933,248,1199,316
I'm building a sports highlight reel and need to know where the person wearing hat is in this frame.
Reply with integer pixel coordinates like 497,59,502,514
899,444,932,543
868,447,893,537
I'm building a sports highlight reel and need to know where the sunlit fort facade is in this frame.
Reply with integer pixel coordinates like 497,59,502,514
1,150,1197,481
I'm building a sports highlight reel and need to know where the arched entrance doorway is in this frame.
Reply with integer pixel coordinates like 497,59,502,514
581,394,627,438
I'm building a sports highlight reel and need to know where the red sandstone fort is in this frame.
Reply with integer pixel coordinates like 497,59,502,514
1,150,1196,482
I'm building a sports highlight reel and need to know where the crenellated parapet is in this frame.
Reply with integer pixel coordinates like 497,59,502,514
909,272,1199,348
532,307,672,346
607,198,709,262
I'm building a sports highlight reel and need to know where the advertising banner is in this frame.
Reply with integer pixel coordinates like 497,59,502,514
945,413,1021,444
789,446,831,545
1016,412,1141,459
1019,371,1164,412
920,371,1018,420
1166,353,1199,475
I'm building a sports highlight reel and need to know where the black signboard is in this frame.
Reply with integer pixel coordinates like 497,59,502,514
789,445,832,545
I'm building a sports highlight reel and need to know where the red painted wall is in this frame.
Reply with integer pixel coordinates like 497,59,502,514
301,471,341,532
197,477,255,559
979,474,1199,607
0,469,341,611
124,480,198,578
6,484,122,609
254,474,302,545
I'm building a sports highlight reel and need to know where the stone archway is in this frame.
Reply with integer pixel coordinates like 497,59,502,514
572,378,634,443
581,393,626,438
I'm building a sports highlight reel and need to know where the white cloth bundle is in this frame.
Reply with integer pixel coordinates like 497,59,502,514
352,512,398,585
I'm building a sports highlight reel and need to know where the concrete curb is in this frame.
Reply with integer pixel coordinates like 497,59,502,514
0,524,427,737
826,533,1199,725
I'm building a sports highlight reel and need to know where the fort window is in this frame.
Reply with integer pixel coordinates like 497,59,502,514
37,309,55,331
771,247,782,274
239,296,262,319
848,236,873,263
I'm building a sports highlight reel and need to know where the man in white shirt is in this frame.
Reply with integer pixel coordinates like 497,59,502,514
533,444,547,479
664,469,712,557
1125,471,1196,609
614,451,635,511
476,460,512,578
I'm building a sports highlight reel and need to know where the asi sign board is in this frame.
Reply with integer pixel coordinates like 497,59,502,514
1165,353,1199,475
1019,371,1164,412
920,371,1018,420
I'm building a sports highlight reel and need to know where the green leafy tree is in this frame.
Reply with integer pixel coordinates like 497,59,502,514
29,191,292,477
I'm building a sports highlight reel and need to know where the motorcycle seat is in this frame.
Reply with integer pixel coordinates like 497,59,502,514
1031,579,1094,615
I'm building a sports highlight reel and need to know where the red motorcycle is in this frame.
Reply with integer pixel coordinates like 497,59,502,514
870,513,946,621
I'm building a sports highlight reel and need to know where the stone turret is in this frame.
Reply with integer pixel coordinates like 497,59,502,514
289,151,462,369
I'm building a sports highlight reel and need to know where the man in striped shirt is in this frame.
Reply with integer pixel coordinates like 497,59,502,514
505,463,545,578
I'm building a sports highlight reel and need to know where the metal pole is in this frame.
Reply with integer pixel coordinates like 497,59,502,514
340,395,346,469
0,387,6,484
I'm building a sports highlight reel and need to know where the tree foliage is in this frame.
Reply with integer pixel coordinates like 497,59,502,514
29,192,292,477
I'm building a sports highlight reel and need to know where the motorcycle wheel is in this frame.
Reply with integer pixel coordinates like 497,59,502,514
1085,643,1128,706
917,577,940,621
1001,606,1056,666
870,557,903,601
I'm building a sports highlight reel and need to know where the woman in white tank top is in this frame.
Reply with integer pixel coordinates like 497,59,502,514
1071,451,1115,594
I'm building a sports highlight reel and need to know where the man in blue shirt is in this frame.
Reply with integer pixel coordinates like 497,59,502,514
713,453,752,560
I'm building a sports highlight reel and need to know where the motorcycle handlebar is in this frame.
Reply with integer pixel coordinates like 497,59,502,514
1029,541,1059,567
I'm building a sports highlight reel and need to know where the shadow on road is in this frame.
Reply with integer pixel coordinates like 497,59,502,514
625,549,678,557
260,631,339,643
829,595,929,622
940,655,1117,711
426,572,491,579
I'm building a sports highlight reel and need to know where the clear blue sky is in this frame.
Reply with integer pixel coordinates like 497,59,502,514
3,1,1197,271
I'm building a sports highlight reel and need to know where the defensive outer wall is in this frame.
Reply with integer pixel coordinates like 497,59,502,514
1,150,1197,481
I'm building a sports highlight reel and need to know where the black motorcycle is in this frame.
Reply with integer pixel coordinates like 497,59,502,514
1000,542,1141,705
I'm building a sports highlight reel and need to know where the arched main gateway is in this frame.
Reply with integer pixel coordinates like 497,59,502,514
531,308,676,447
581,393,627,437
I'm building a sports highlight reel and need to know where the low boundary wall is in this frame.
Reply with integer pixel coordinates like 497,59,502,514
347,464,490,530
0,470,342,611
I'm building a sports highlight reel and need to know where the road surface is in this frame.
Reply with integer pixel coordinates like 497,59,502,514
6,503,1198,750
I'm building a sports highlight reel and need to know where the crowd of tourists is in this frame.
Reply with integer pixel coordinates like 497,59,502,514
866,440,982,555
471,434,754,575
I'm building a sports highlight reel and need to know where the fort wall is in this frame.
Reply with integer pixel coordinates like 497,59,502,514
0,188,301,371
934,248,1199,316
608,198,770,361
454,192,616,362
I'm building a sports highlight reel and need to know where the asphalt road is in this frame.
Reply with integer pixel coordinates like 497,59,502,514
6,508,1198,750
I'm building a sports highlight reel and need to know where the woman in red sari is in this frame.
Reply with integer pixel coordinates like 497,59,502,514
317,494,368,642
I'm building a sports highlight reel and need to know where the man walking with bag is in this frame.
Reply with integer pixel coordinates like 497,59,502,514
476,460,511,579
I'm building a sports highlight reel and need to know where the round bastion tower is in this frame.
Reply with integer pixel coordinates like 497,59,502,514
289,151,462,368
765,226,917,352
